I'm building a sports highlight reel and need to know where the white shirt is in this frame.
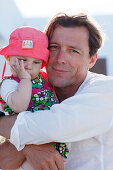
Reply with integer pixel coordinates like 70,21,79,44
9,71,113,170
0,79,18,103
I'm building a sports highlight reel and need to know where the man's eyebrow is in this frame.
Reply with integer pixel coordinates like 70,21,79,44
49,42,58,45
69,46,82,51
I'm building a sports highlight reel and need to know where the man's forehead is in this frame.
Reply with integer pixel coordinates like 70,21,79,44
51,26,89,40
50,26,89,48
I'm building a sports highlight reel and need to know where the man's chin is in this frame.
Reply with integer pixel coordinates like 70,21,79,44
49,79,67,88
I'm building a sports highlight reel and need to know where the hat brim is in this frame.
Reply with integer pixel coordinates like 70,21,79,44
0,42,49,68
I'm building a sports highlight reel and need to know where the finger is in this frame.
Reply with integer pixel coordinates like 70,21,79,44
38,162,51,170
27,160,42,170
49,161,59,170
19,60,26,73
19,59,24,68
39,160,53,170
10,65,17,73
15,59,25,75
42,166,51,170
12,58,19,73
55,155,65,170
15,58,20,69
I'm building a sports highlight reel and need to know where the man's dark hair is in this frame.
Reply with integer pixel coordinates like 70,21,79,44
45,13,103,57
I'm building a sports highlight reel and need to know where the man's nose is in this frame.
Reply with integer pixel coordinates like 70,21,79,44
56,49,66,64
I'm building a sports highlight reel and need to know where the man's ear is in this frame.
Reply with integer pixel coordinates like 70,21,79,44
5,56,10,65
88,53,97,69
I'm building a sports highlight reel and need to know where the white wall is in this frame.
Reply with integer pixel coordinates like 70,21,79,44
95,15,113,76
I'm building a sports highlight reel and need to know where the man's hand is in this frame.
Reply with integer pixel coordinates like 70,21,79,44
23,143,65,170
0,139,25,169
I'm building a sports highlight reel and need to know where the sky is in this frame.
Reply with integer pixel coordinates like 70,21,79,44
14,0,113,18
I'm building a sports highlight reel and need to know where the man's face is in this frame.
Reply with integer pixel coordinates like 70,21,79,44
46,26,97,88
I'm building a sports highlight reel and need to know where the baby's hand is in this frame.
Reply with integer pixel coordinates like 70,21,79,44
11,58,31,80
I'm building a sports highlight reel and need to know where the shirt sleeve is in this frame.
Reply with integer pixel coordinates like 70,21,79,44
0,79,19,103
10,75,113,151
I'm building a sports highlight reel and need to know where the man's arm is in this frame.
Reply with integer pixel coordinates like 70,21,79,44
0,138,64,170
9,75,113,150
0,115,17,138
0,139,25,169
0,116,65,170
23,143,65,170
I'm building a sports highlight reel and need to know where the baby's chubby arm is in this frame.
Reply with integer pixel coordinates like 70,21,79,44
7,58,32,113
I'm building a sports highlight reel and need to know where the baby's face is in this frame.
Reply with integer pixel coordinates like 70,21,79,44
9,55,42,79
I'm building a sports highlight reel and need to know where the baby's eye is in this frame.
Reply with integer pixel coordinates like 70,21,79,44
34,61,42,64
18,59,26,61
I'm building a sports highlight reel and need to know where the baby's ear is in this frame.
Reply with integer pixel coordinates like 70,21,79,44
5,56,10,65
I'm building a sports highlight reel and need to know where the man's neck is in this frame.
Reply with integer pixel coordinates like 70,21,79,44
54,72,88,103
54,83,81,103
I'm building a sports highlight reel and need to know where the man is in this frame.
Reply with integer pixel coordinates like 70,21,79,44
0,13,113,170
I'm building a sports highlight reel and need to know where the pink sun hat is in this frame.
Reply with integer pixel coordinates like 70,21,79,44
0,26,49,68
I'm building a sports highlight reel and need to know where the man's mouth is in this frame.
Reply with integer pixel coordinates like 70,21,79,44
52,67,68,73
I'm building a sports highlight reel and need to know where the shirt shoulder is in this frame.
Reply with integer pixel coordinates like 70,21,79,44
77,71,113,95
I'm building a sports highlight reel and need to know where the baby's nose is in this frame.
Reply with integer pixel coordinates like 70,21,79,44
25,62,32,70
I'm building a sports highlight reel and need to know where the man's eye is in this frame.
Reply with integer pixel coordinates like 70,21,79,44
70,49,79,54
49,45,58,50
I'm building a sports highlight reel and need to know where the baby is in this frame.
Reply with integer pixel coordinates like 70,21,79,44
0,27,69,169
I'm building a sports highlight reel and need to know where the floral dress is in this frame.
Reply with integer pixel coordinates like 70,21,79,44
0,70,69,158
